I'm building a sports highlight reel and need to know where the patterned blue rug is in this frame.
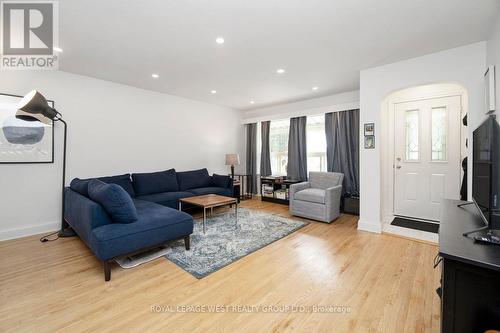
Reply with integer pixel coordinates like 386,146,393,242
163,208,307,278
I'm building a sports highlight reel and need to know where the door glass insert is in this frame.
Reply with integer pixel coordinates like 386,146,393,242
405,109,419,160
431,107,447,161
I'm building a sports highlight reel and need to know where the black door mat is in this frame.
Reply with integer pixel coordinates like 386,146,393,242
390,217,439,234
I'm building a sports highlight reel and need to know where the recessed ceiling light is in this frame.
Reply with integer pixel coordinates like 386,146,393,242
276,68,285,74
250,100,255,104
211,90,217,94
53,47,63,53
312,86,319,91
151,73,159,78
216,37,225,44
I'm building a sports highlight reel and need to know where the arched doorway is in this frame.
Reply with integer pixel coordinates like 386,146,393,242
379,83,468,241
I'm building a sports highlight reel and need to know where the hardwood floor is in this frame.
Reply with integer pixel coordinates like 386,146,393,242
0,199,441,332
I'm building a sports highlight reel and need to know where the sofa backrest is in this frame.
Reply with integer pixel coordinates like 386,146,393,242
309,172,344,190
70,174,135,197
176,168,212,191
131,169,179,196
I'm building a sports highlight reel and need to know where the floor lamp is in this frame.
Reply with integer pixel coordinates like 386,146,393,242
16,90,75,238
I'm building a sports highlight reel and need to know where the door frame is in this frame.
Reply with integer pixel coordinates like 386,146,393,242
380,83,468,228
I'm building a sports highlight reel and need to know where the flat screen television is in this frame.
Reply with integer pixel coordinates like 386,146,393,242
472,115,500,230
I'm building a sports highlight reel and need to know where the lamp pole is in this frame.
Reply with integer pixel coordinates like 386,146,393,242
16,90,75,238
57,118,75,237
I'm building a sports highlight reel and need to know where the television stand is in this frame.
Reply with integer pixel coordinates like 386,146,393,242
438,199,500,332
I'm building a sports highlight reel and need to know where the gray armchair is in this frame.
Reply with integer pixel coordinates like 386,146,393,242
289,172,344,223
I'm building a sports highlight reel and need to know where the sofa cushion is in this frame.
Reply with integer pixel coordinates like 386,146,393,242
70,174,135,197
212,174,231,188
132,169,178,196
88,180,138,224
135,191,193,208
188,187,232,197
89,200,193,260
294,188,326,204
176,168,212,191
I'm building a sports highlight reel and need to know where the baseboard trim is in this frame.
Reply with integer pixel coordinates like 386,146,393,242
357,219,382,234
0,221,59,241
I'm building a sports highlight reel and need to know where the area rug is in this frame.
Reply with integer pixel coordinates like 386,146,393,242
115,208,307,278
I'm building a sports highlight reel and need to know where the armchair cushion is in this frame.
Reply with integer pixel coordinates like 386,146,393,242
88,180,138,224
294,188,326,204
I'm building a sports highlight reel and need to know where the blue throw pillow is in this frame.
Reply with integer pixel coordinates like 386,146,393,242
212,174,231,188
132,169,178,195
88,179,138,224
70,174,135,197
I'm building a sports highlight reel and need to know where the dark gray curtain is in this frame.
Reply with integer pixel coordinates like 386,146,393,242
325,109,359,196
246,123,258,194
287,116,308,181
260,121,272,176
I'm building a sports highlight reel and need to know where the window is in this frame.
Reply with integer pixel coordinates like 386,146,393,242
307,115,327,172
431,107,447,161
405,109,419,161
269,119,290,175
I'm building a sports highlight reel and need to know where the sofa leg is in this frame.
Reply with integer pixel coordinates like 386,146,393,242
104,261,111,281
184,235,190,250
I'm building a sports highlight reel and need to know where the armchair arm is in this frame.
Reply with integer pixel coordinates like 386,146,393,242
289,182,310,200
325,184,342,198
325,185,343,219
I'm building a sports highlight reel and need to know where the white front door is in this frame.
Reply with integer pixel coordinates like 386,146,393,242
394,96,462,221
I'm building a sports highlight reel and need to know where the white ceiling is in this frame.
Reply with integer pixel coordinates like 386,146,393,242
59,0,500,110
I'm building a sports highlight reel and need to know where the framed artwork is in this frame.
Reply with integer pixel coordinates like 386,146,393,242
364,123,374,136
485,65,496,113
364,135,375,149
0,93,54,163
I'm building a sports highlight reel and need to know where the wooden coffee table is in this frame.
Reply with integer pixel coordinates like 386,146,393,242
179,194,238,233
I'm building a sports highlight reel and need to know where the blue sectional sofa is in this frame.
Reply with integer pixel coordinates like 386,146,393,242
64,168,233,281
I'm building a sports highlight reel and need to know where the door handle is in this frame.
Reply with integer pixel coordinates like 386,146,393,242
396,165,402,169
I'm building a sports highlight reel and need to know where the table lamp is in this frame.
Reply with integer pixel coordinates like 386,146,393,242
225,153,240,180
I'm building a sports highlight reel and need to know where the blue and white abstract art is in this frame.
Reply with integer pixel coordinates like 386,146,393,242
0,93,54,163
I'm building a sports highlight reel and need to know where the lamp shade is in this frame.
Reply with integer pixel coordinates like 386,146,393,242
225,153,240,166
15,90,57,125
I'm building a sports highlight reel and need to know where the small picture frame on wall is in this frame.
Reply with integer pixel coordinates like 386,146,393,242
365,135,375,149
364,123,374,136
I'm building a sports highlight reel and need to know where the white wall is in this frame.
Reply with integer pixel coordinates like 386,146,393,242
487,14,500,110
359,42,487,233
0,71,243,240
242,90,359,123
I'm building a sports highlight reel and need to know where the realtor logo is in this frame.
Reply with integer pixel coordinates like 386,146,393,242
1,1,58,70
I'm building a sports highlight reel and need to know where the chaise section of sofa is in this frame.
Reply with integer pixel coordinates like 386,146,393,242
65,182,194,281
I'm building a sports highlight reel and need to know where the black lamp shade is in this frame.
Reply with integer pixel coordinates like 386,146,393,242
16,90,57,124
